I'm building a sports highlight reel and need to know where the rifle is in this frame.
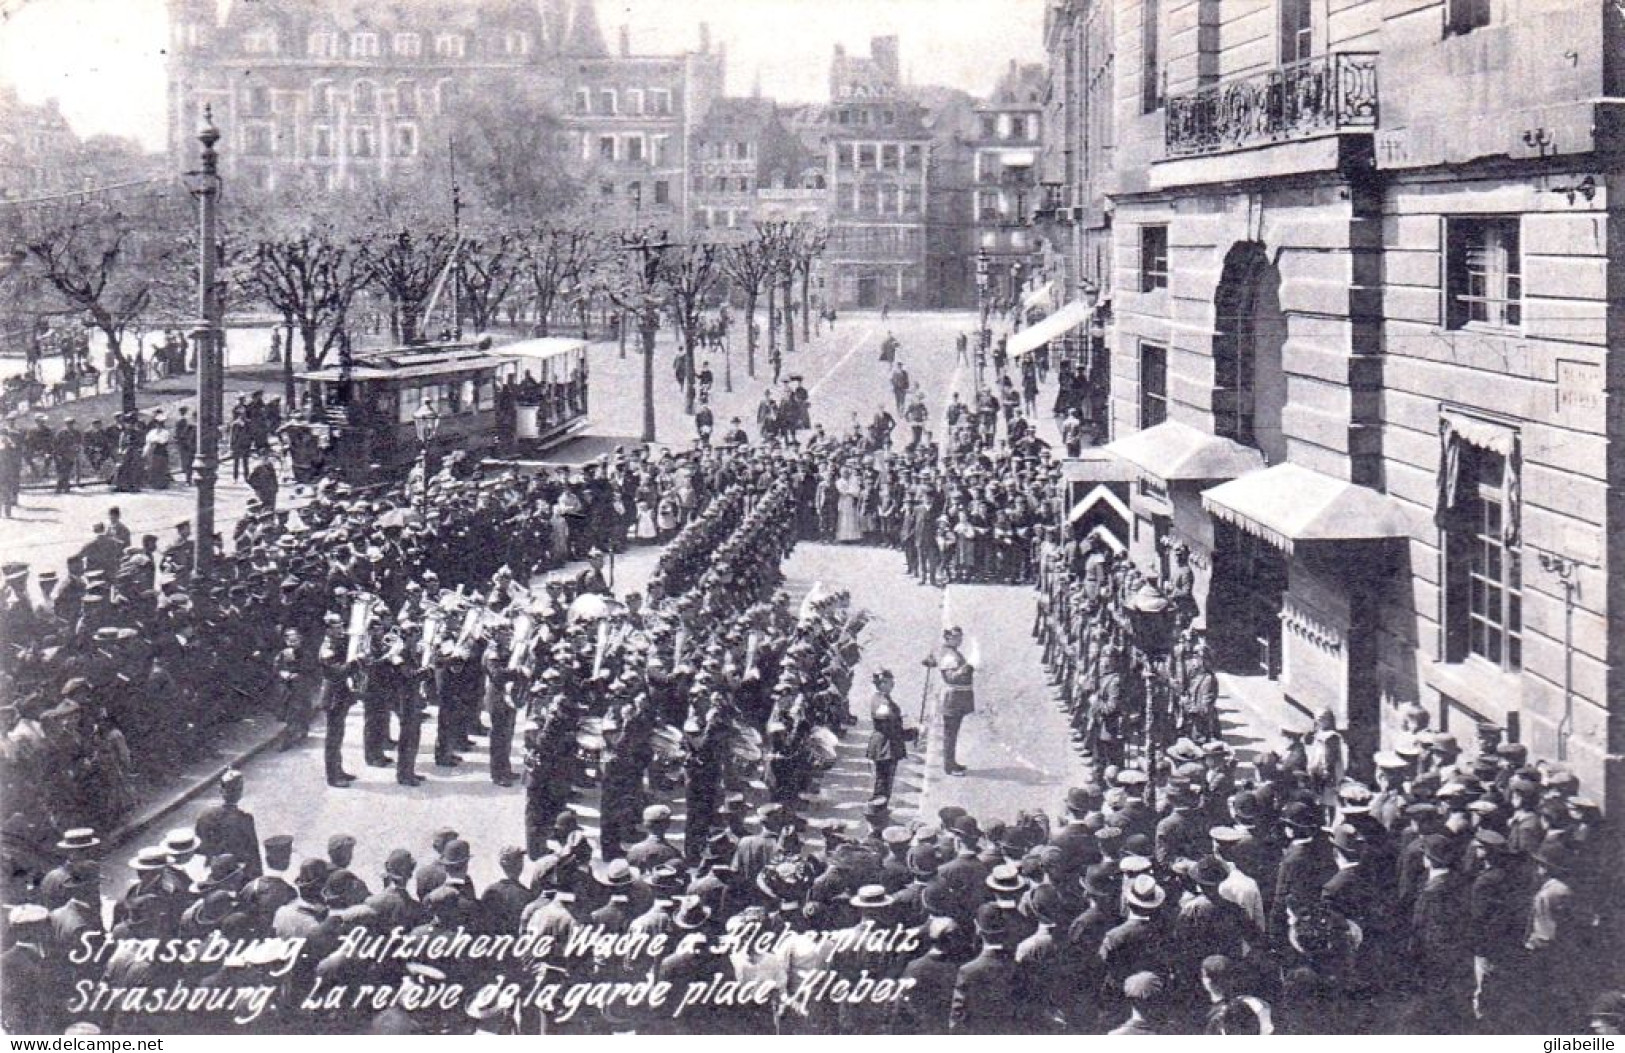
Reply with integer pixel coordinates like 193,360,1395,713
917,667,934,725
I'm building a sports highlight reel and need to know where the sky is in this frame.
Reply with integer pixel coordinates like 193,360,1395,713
0,0,1047,153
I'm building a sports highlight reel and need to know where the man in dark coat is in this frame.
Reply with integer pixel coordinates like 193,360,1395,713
925,626,975,775
951,902,1019,1032
193,769,263,878
1269,801,1336,942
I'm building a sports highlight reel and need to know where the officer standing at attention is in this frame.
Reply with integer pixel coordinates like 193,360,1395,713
924,626,975,776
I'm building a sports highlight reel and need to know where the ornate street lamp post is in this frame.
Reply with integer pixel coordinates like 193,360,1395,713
187,107,223,579
1126,580,1176,771
413,399,440,509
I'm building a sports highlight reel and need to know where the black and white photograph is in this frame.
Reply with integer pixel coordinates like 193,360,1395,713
0,0,1620,1038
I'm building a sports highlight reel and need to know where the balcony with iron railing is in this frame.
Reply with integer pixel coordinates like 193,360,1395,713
1164,52,1378,159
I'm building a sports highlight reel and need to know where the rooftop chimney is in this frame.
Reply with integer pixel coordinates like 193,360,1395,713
619,24,630,57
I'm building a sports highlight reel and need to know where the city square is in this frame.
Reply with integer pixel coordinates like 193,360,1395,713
0,0,1621,1039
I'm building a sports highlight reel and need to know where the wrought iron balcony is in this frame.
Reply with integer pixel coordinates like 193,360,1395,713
1164,52,1378,158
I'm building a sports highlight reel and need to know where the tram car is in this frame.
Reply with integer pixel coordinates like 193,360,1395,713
294,335,590,482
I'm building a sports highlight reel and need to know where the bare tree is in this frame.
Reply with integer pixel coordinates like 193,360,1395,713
3,191,190,414
665,240,723,415
520,224,602,337
240,220,371,375
719,233,774,379
794,224,829,343
361,228,456,345
459,232,521,333
595,228,674,443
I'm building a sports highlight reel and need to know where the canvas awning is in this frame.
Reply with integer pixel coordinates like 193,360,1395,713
1021,281,1055,311
1060,450,1137,485
1102,419,1264,483
1201,463,1414,554
1008,299,1092,357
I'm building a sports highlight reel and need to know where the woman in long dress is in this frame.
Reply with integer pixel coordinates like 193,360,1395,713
835,468,863,543
143,412,172,489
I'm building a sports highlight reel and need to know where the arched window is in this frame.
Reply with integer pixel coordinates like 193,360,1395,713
396,80,417,116
353,80,378,115
310,81,334,116
1212,241,1287,465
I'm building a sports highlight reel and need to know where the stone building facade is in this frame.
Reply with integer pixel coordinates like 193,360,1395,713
820,38,933,309
971,62,1046,304
165,0,721,228
1093,0,1622,813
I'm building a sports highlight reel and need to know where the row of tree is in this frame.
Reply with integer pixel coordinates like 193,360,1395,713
2,174,827,425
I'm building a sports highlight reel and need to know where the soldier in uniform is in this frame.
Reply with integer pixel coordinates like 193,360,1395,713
865,668,916,804
317,613,357,787
924,626,975,776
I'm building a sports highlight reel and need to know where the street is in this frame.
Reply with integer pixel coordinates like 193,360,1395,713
94,308,1093,889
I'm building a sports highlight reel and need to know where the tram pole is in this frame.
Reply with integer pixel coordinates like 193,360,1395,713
191,108,223,580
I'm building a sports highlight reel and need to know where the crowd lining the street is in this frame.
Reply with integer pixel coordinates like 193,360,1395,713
0,321,1620,1035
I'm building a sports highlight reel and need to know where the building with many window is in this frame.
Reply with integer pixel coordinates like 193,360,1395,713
165,0,721,219
687,95,811,233
564,22,724,234
1088,0,1623,817
164,0,582,194
970,62,1045,306
821,38,933,309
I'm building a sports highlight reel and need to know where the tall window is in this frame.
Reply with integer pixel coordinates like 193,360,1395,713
353,81,378,115
352,126,376,158
1445,443,1522,669
1280,0,1314,63
312,125,334,158
1141,0,1163,113
244,86,270,116
350,32,379,58
625,135,644,162
395,123,418,156
1446,216,1521,330
1446,0,1491,35
647,89,672,115
980,115,997,139
598,136,616,160
626,89,644,115
243,125,274,156
654,180,670,205
575,89,590,114
880,144,899,169
903,186,922,215
394,32,421,57
307,31,337,58
837,144,854,168
311,82,334,115
396,81,418,116
504,30,530,56
598,89,618,115
434,33,465,58
858,143,876,167
651,135,669,165
905,144,923,170
1140,225,1169,291
1140,342,1168,428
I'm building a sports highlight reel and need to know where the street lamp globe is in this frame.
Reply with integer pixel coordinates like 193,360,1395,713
1126,580,1175,655
414,400,441,444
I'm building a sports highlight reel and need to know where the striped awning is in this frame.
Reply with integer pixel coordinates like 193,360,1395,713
1201,462,1414,553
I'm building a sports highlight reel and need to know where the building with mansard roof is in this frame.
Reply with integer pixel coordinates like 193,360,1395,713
165,0,718,220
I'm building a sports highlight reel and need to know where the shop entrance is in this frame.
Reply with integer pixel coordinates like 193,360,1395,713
1209,520,1287,679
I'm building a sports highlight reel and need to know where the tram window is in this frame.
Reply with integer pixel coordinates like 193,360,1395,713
462,379,476,411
